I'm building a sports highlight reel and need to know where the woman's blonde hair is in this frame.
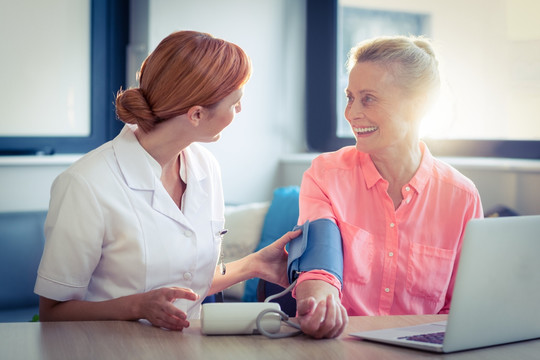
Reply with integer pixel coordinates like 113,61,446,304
116,31,252,132
347,35,440,99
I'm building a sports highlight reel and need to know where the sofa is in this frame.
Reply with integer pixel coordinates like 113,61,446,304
222,186,300,304
0,186,300,322
0,211,46,322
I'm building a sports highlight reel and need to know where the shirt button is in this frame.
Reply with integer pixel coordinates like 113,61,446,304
405,186,411,192
388,252,394,257
184,230,193,237
385,288,390,293
183,272,192,281
406,198,411,204
390,222,395,228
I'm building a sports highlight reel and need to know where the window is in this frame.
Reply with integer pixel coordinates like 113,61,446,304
306,0,540,159
0,0,129,155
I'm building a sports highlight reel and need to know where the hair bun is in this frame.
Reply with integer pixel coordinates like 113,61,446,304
115,88,156,132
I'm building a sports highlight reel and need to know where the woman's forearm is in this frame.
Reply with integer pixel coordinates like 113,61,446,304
208,254,255,295
208,229,301,295
39,294,141,322
40,287,198,331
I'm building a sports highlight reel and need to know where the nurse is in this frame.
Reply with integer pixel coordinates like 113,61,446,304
34,30,300,331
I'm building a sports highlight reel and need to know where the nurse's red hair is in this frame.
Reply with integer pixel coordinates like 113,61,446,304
116,31,252,132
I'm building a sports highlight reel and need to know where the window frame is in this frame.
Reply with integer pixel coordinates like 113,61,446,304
305,0,540,159
0,0,129,155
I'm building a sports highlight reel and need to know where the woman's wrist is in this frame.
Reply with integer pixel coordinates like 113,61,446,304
114,293,143,321
242,252,260,279
294,279,340,302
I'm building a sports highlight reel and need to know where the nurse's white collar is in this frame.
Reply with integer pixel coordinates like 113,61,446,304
114,125,204,191
140,146,163,179
113,125,158,191
140,147,188,185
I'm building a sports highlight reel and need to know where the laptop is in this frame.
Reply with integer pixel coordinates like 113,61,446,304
350,215,540,353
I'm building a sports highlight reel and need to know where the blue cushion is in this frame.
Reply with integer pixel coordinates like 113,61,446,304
0,211,47,322
243,186,300,302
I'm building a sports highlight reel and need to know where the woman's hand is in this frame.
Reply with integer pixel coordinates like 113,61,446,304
39,287,199,331
252,229,302,288
137,287,199,331
295,280,348,339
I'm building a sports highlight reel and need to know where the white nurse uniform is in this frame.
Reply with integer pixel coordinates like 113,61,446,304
34,125,225,319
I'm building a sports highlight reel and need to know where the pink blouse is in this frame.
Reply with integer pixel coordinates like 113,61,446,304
297,143,483,316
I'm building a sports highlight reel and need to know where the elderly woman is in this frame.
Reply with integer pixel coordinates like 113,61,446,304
34,31,300,331
294,36,483,338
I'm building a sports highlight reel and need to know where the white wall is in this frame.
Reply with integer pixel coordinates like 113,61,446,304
0,156,80,212
0,0,307,212
1,0,539,216
146,0,307,204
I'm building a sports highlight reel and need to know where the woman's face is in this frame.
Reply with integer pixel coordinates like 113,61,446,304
199,88,243,143
345,61,419,155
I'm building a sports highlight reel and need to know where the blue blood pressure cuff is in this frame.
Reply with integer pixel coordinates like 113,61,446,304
287,219,343,286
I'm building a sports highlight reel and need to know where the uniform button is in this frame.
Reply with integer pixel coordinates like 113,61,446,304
385,288,390,293
388,252,394,257
405,186,411,192
183,272,192,281
390,222,395,228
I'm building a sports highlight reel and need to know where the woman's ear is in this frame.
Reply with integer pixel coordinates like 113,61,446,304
186,105,204,127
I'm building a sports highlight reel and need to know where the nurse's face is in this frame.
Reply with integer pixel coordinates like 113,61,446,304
199,88,243,143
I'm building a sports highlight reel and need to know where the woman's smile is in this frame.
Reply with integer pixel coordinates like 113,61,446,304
352,126,379,136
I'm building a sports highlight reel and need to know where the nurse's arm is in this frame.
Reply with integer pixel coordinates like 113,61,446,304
208,229,301,295
39,286,198,330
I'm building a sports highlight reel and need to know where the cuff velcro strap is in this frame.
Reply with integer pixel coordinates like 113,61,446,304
287,219,343,286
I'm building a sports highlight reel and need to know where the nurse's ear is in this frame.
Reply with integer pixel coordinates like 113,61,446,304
186,105,205,127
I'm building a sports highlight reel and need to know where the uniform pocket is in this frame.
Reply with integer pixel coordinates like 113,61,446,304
406,242,456,301
339,221,374,284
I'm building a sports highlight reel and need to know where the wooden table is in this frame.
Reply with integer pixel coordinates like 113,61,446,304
2,315,539,360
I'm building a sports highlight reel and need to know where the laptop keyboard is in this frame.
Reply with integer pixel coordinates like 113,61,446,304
399,332,445,344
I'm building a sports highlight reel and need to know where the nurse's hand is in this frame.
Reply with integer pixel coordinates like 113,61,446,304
252,229,302,289
138,287,199,331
